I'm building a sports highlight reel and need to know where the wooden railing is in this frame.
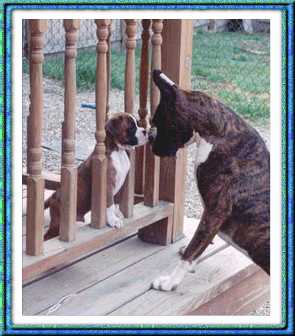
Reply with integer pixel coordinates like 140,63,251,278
23,19,191,283
60,19,79,242
26,19,47,256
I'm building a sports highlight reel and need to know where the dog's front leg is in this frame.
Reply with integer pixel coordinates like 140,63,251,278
106,158,123,229
152,181,232,291
151,211,226,291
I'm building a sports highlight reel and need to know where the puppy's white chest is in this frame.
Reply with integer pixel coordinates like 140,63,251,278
111,150,130,195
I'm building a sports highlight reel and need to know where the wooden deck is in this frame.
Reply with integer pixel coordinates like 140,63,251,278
23,217,270,316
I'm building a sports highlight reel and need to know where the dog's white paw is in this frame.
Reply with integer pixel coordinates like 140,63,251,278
152,260,193,291
114,204,124,219
108,216,123,229
152,275,179,291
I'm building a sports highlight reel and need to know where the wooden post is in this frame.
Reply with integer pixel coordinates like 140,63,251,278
135,19,151,195
143,19,163,207
59,20,80,242
119,19,137,218
26,19,47,256
160,19,193,242
91,20,110,229
139,19,173,245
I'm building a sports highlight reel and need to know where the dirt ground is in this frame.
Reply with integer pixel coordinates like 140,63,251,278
22,74,270,315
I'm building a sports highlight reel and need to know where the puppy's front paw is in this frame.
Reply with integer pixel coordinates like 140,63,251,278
152,275,178,291
114,204,124,219
107,205,124,229
108,216,123,229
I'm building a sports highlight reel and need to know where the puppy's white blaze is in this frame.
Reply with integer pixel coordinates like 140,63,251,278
152,260,193,291
136,127,148,146
111,150,130,195
128,114,148,146
159,73,176,87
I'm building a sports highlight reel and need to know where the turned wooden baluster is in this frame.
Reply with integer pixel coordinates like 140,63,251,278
144,19,163,207
106,22,112,120
119,19,137,218
135,19,151,195
59,20,80,242
26,20,47,255
91,20,110,229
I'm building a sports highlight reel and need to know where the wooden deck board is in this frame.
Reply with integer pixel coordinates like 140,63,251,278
109,247,257,316
23,236,168,315
23,218,269,316
188,269,270,315
25,237,227,316
23,201,174,283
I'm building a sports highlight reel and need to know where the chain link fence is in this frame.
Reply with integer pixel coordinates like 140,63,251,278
192,19,270,121
23,19,270,121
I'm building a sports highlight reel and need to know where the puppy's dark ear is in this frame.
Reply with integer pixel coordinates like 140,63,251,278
153,70,177,98
105,119,117,137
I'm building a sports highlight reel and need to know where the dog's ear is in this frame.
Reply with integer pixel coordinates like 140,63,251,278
105,118,118,138
153,70,177,98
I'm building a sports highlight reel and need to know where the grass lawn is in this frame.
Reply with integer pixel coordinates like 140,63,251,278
191,30,270,121
23,30,269,121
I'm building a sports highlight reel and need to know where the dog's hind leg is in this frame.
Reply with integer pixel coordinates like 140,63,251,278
247,236,270,275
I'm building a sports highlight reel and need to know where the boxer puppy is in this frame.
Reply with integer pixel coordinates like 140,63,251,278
149,70,270,291
44,113,147,240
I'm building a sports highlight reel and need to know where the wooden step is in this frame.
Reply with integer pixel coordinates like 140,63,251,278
23,216,202,315
24,232,227,315
108,247,258,316
188,268,269,315
23,217,269,316
23,201,173,284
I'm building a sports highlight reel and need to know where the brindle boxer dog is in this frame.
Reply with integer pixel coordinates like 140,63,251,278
44,113,147,240
150,70,270,291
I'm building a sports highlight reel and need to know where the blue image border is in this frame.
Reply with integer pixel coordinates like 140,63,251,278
2,1,294,335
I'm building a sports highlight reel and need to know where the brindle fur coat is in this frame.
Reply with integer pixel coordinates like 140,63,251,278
151,70,270,274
